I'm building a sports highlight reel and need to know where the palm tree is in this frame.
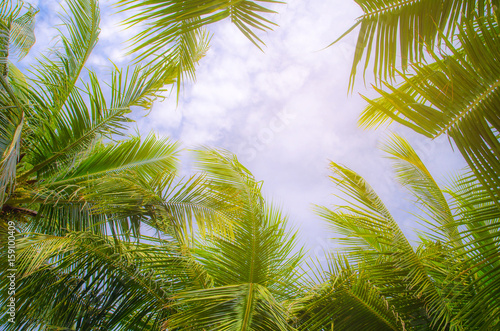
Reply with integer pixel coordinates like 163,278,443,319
333,0,500,203
0,0,205,324
161,149,303,330
4,149,302,330
6,0,498,329
293,135,500,330
0,0,219,234
0,0,297,329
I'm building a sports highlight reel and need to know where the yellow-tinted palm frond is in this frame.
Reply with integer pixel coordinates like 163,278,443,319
315,154,463,329
293,256,406,331
162,149,302,330
117,0,283,93
382,134,461,245
359,16,500,203
331,0,492,86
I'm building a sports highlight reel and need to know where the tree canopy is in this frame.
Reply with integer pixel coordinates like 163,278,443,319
1,0,499,330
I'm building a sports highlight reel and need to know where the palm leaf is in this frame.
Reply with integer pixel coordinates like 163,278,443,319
1,0,37,76
359,16,500,203
331,0,492,86
120,0,282,51
162,148,303,330
2,231,177,330
30,0,99,112
316,162,458,329
382,134,461,245
293,256,406,331
117,0,283,91
444,172,500,329
0,74,24,207
9,3,37,59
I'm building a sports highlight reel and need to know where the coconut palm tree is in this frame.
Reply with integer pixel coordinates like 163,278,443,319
5,0,498,329
160,149,303,330
3,149,303,330
293,135,500,330
1,0,284,221
0,0,296,329
0,0,218,326
334,0,500,203
0,0,224,236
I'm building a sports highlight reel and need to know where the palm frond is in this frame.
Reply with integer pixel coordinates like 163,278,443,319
1,231,177,330
21,61,182,181
444,172,500,329
9,2,37,59
317,162,458,329
45,133,179,188
30,0,99,112
117,0,282,92
86,169,236,242
382,134,461,245
165,283,293,330
120,0,282,51
294,256,406,331
331,0,492,86
160,148,303,330
0,74,24,207
0,0,37,76
359,16,500,203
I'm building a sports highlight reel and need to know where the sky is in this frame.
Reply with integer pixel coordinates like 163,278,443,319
23,0,468,261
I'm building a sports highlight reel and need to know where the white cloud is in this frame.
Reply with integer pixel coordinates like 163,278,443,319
255,64,310,99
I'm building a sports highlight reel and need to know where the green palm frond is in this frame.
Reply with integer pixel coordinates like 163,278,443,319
1,1,37,77
315,162,404,260
86,170,236,242
20,93,130,180
313,134,500,329
9,3,37,59
316,161,458,329
107,65,173,111
46,133,179,187
165,283,293,330
10,0,101,182
293,256,406,331
161,149,302,330
117,0,283,92
194,148,264,215
0,1,23,20
31,0,99,112
382,134,461,245
171,24,211,100
21,61,182,181
5,134,180,240
22,204,110,236
359,16,500,203
331,0,492,85
120,0,282,51
444,173,500,329
1,231,178,330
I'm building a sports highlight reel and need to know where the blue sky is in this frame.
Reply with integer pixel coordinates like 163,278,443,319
23,0,468,260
